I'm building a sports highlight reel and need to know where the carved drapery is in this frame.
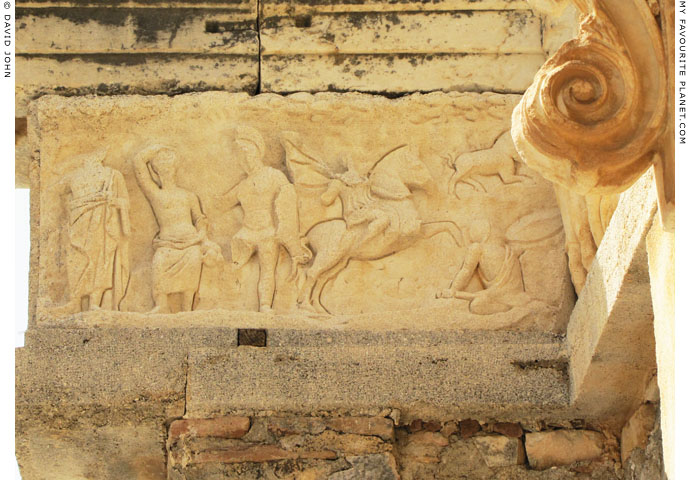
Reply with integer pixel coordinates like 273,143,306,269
512,0,668,196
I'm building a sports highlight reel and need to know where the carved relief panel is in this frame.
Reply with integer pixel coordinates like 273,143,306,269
32,92,573,332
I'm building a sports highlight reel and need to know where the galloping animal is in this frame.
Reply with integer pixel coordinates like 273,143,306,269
280,134,465,313
446,130,530,196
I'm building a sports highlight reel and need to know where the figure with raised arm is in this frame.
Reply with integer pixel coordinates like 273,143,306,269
132,145,223,313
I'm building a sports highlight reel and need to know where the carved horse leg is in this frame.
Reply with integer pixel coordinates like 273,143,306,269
463,177,487,192
312,258,351,314
298,221,352,311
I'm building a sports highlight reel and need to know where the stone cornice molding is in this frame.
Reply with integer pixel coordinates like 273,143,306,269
512,0,667,196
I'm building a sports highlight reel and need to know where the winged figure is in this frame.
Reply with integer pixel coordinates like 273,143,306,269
280,132,465,313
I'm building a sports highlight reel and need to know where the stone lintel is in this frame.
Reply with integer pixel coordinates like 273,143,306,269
186,337,569,422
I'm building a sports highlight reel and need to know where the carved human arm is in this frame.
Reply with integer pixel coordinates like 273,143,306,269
189,192,209,237
131,146,162,200
216,182,241,210
448,243,482,293
190,192,224,265
321,180,343,206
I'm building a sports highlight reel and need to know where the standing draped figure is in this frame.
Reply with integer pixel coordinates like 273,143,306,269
55,150,131,313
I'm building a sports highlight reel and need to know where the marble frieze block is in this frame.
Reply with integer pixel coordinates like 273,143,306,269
30,92,573,332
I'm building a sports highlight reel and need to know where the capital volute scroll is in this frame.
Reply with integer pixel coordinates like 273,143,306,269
512,0,667,196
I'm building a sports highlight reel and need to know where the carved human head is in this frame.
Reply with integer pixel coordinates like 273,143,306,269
468,219,491,244
150,146,177,185
335,154,365,185
235,126,266,173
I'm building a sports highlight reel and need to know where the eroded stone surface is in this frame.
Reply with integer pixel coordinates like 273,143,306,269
328,454,399,480
185,340,568,419
525,430,605,470
31,92,572,331
621,403,657,464
473,435,525,467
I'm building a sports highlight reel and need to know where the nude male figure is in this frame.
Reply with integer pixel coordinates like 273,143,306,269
438,220,529,315
221,126,311,313
133,145,223,313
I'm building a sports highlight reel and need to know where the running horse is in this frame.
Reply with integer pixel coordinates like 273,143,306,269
280,133,465,313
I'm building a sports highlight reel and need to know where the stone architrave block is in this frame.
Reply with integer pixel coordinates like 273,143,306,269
30,91,572,331
261,53,547,94
259,1,545,94
261,0,532,16
16,1,259,117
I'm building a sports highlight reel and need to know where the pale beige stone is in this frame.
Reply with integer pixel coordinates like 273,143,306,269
47,149,131,314
646,211,675,480
17,8,257,54
621,403,657,464
541,3,580,56
262,0,532,16
568,170,658,423
31,92,571,330
473,435,526,467
525,430,604,470
262,53,546,94
512,0,668,196
131,145,224,313
526,0,571,16
16,54,258,117
17,422,167,480
260,11,542,55
554,185,619,294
